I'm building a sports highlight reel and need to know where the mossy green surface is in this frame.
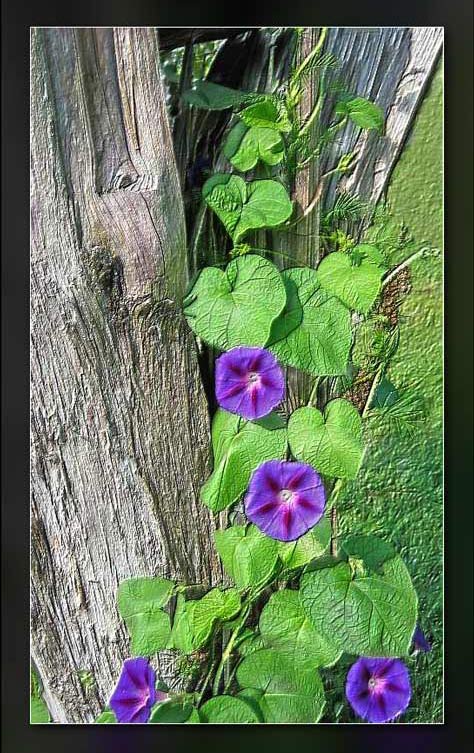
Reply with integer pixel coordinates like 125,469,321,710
335,62,443,723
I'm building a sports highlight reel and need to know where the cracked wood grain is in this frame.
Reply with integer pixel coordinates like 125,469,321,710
321,27,443,209
31,27,222,723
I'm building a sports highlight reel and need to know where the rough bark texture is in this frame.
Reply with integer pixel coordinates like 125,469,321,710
321,27,443,208
30,27,222,723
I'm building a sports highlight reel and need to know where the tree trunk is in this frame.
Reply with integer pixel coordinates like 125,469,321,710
30,27,222,723
30,26,443,723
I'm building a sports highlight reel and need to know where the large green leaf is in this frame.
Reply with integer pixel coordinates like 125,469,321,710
193,588,241,646
183,80,257,110
149,697,194,723
259,590,341,669
267,267,352,376
202,410,287,513
170,588,241,653
199,695,260,723
169,594,197,654
288,399,363,479
236,649,325,722
238,99,291,132
277,515,331,569
300,536,418,657
214,524,280,589
183,254,287,350
237,631,266,657
336,96,384,130
316,249,384,314
186,708,202,723
117,577,174,655
202,174,293,241
94,709,116,724
118,577,174,614
224,122,284,171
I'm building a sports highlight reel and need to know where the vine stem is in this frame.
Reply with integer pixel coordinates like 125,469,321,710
307,377,321,406
292,27,328,82
381,248,425,288
196,654,218,706
297,116,348,167
211,603,251,697
210,575,281,698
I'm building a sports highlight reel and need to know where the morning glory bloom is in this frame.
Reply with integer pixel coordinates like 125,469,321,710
109,658,166,723
215,346,285,420
244,459,326,541
412,625,431,653
346,657,411,723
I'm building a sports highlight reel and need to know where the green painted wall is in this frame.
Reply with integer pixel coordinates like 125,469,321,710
338,62,443,722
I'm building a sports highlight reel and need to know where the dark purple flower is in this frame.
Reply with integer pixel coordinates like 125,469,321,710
109,658,166,723
346,657,411,723
215,346,285,421
244,459,325,541
412,625,431,653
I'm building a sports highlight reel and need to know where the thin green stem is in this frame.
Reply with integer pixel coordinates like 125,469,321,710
297,116,348,165
307,377,321,406
196,655,218,706
381,248,425,288
211,604,250,697
292,27,328,82
223,660,240,694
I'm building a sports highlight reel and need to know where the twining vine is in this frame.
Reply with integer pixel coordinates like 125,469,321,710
94,29,433,725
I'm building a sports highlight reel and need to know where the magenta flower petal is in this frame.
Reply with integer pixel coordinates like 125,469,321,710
215,347,285,420
244,459,326,541
346,658,411,723
109,658,163,723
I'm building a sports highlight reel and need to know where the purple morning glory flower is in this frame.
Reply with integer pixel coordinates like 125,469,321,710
109,658,166,723
215,346,285,420
412,625,431,653
244,459,326,541
346,657,411,723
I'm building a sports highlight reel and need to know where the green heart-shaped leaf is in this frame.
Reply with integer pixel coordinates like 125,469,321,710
214,524,280,589
238,99,291,132
183,254,287,350
202,410,287,513
183,80,257,110
192,588,241,647
277,515,331,570
203,174,293,242
300,536,418,656
259,590,341,669
288,398,363,479
316,248,384,314
335,96,384,131
94,709,116,724
199,695,260,723
169,594,197,653
236,649,325,723
267,267,352,375
117,576,175,655
224,122,284,171
149,697,194,723
170,588,241,653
